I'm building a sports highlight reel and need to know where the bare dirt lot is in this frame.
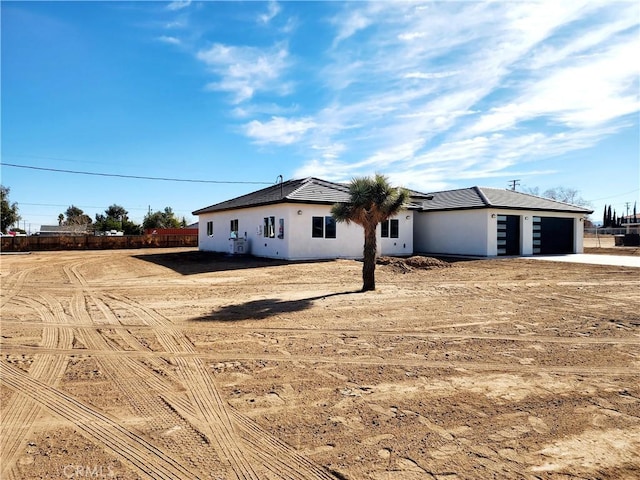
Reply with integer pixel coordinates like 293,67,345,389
1,248,639,480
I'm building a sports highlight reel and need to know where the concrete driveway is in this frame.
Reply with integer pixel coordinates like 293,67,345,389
531,254,640,268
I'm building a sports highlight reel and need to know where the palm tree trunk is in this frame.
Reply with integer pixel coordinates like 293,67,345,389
362,224,377,291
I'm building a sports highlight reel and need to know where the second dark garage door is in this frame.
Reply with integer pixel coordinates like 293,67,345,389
533,217,575,254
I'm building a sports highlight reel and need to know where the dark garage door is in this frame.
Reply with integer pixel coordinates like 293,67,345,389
533,217,574,254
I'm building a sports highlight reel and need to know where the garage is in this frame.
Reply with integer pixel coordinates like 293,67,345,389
533,217,575,254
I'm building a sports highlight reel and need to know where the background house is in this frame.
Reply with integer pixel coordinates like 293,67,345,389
38,225,91,236
193,178,592,260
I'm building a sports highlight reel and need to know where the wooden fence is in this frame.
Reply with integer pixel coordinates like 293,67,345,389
0,235,198,252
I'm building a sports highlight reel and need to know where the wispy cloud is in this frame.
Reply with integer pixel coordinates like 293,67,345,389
156,35,181,46
244,116,316,145
166,1,191,12
196,43,290,103
258,1,281,25
170,1,637,192
289,1,640,191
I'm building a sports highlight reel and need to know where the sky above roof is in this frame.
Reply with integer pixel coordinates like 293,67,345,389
1,0,638,232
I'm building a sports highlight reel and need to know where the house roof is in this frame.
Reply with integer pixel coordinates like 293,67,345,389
418,186,593,213
193,178,593,216
39,224,91,233
192,177,352,215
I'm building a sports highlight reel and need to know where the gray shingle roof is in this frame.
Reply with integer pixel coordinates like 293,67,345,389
418,186,593,213
39,225,91,234
193,179,593,216
192,177,351,214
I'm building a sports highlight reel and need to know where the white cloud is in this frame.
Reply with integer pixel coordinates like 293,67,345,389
258,1,281,25
156,35,181,46
331,2,390,46
244,116,317,145
466,33,640,135
197,43,290,103
298,0,639,189
180,1,637,192
398,32,426,41
166,0,191,12
404,71,459,80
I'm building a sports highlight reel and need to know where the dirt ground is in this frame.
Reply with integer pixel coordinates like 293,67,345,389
1,247,638,480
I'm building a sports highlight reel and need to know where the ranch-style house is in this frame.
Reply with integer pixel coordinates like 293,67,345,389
192,177,592,260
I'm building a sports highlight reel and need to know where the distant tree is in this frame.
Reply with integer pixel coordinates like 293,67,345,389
63,205,92,225
121,218,142,235
58,213,64,226
542,187,591,207
94,204,140,234
607,205,612,228
142,207,181,230
105,204,127,222
331,174,409,292
1,185,20,233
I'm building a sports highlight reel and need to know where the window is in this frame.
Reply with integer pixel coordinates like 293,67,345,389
312,216,336,238
263,216,275,238
380,219,399,238
325,217,336,239
312,216,324,238
390,219,399,238
230,219,239,238
206,221,213,237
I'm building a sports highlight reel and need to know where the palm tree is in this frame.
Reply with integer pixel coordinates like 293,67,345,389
331,174,409,292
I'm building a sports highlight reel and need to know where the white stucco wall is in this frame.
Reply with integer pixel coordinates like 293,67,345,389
415,209,586,257
414,210,490,256
197,203,414,260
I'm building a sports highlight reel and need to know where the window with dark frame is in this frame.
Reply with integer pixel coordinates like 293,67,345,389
325,216,336,238
230,219,239,238
312,216,324,238
389,219,399,238
381,219,399,238
312,216,336,238
381,220,389,238
206,221,213,236
263,216,275,238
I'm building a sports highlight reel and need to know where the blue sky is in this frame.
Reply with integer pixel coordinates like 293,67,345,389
1,0,639,232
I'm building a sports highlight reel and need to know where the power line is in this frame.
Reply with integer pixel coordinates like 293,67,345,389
0,162,273,185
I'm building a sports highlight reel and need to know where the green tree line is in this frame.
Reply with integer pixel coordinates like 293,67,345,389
1,184,190,234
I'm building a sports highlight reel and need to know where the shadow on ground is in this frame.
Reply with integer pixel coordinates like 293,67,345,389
132,250,335,275
192,290,362,322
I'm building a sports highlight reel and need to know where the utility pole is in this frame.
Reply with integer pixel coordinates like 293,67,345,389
508,179,520,191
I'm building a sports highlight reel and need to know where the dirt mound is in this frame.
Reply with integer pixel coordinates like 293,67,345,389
378,255,451,272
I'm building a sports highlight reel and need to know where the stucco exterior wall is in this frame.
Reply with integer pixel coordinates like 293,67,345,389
414,210,491,256
198,204,414,260
415,209,586,257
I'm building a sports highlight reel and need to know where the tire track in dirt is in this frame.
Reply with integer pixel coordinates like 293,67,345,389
3,318,639,346
0,267,39,308
0,362,200,480
65,258,312,479
4,343,636,377
107,292,339,479
1,294,74,478
63,267,231,477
